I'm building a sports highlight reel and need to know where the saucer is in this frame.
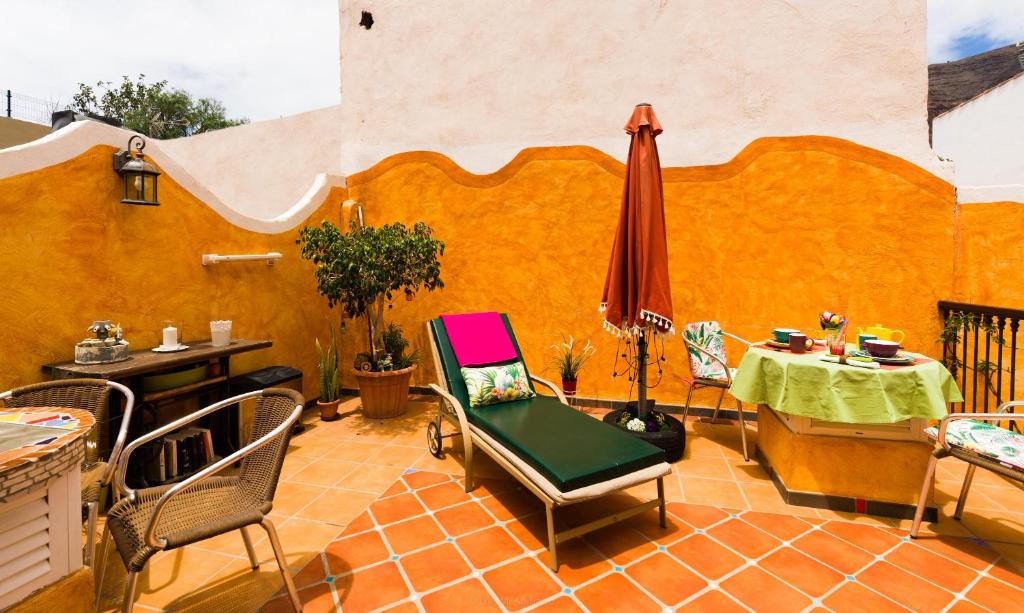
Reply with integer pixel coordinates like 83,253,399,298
152,344,189,353
851,349,914,365
764,339,791,349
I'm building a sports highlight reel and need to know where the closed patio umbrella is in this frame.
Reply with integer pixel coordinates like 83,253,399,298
599,103,674,418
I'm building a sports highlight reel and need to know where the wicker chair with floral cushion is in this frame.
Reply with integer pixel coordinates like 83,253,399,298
911,401,1024,537
681,321,753,461
94,388,304,613
0,378,136,566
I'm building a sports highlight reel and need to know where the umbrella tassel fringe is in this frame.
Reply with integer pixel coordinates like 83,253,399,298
599,309,674,339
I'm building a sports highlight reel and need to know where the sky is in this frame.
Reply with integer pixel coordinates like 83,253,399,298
0,1,1022,124
928,0,1024,62
0,0,340,123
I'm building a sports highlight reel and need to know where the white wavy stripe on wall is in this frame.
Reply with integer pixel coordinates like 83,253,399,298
0,120,346,234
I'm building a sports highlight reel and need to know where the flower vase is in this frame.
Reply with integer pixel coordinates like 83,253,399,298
561,379,577,398
825,328,847,356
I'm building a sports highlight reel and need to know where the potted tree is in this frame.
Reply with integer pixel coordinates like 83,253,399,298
550,336,596,399
298,220,444,419
315,328,342,421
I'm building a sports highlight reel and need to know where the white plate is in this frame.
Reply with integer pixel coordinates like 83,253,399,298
152,344,190,353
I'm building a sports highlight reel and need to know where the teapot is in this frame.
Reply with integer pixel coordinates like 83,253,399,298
857,324,905,344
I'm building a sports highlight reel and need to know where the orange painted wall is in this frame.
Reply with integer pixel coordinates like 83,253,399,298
955,201,1024,308
0,137,963,410
344,136,957,405
949,200,1024,412
0,145,338,400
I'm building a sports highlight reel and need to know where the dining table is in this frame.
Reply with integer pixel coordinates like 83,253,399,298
729,341,962,520
731,342,963,424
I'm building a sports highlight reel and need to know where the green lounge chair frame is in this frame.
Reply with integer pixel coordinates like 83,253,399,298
425,318,671,572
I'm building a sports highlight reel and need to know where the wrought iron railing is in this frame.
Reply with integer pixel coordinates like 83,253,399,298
938,300,1023,431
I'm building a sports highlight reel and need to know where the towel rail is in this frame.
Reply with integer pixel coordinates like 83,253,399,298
201,252,282,266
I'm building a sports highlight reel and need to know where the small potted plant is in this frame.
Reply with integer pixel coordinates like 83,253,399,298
315,328,342,421
550,336,596,398
298,220,444,419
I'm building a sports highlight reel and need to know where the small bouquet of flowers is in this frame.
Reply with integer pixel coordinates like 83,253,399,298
819,310,848,355
819,311,846,330
618,410,671,433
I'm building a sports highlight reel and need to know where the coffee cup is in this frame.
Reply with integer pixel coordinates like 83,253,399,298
857,333,877,351
789,333,810,353
773,328,801,343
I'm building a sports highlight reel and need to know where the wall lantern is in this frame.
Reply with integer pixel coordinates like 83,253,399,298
112,135,160,205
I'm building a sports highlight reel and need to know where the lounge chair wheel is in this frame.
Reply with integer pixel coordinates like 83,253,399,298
427,420,444,458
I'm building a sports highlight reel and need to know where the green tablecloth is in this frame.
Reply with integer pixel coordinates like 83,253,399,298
730,347,962,424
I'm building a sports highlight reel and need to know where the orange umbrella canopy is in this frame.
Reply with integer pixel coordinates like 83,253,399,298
600,104,674,337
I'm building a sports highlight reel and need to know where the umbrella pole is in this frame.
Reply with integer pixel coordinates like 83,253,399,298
637,332,649,418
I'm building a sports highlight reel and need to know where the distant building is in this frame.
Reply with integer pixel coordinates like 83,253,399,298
0,117,50,149
930,43,1024,203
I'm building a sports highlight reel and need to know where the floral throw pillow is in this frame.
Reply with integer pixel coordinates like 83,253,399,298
461,361,536,408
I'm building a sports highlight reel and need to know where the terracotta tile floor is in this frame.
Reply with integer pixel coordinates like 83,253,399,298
92,396,1024,612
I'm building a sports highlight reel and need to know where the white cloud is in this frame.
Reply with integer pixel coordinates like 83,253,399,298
0,0,340,122
929,0,1024,62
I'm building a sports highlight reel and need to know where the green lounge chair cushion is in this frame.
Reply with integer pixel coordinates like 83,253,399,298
430,316,665,491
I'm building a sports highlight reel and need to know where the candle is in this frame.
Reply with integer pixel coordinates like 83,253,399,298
162,325,178,348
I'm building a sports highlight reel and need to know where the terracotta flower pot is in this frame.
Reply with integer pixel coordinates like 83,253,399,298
317,399,342,422
353,364,416,419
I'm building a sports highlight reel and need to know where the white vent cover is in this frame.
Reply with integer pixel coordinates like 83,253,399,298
0,469,80,610
0,497,51,593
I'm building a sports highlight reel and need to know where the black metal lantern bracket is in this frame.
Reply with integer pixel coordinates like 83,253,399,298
113,134,161,206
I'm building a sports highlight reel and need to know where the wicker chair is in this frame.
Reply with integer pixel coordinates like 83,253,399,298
94,388,304,613
0,378,136,566
681,321,753,461
910,401,1024,538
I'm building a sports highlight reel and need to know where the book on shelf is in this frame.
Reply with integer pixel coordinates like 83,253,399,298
162,428,215,477
183,427,214,466
164,432,190,476
141,440,166,483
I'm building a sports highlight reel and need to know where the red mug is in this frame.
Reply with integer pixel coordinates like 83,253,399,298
789,333,810,353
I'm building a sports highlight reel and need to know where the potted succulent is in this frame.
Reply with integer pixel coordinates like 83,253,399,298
550,336,596,398
315,328,342,421
298,220,444,419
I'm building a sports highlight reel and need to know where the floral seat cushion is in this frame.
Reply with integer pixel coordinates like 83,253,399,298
684,321,729,381
925,419,1024,472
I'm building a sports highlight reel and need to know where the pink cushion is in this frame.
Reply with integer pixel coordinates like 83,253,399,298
441,312,518,367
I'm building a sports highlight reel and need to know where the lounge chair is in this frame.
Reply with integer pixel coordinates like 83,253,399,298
426,313,672,571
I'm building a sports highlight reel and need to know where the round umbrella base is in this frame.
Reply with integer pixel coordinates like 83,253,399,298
603,404,685,462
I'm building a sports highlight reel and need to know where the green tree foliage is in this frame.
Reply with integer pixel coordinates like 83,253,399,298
297,220,444,364
72,74,247,139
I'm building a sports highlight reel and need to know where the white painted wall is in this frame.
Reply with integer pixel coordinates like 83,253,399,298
338,0,946,177
159,105,344,220
932,74,1024,203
